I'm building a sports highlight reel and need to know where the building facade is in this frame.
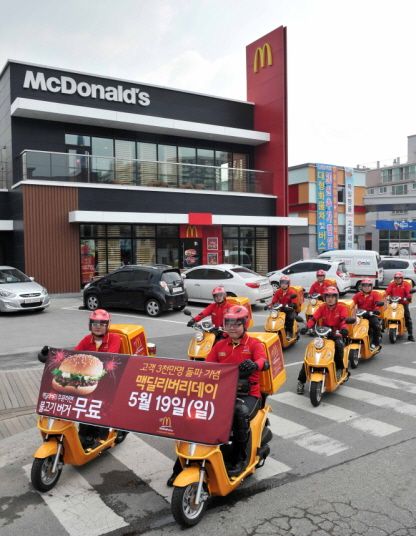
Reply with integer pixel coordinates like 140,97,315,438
365,135,416,257
288,163,366,262
0,27,307,292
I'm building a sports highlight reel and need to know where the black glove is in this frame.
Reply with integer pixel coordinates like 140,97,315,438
238,359,258,378
264,305,270,311
300,327,308,335
38,345,49,363
187,318,196,327
340,328,349,337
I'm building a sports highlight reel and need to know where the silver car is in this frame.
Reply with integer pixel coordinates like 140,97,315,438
183,264,273,305
379,257,416,287
0,266,50,312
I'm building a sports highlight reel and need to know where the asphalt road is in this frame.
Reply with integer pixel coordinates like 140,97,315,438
1,297,416,535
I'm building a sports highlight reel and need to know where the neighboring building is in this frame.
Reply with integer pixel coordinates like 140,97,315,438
0,26,307,292
365,135,416,257
288,163,366,262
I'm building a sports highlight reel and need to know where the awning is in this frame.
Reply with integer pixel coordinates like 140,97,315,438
68,211,307,227
11,98,270,146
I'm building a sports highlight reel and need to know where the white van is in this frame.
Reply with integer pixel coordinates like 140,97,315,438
317,250,383,290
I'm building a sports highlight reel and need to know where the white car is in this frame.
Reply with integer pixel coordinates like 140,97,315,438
183,264,273,305
0,266,50,312
267,259,351,294
379,257,416,287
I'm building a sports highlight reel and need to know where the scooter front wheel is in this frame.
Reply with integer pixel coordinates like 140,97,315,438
171,482,209,527
348,349,359,369
31,456,63,492
310,381,323,407
389,327,397,344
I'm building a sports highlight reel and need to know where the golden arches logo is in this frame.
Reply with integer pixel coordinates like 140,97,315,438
186,225,199,238
253,43,273,73
160,416,172,428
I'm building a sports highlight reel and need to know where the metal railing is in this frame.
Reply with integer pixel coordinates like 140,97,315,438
18,150,274,195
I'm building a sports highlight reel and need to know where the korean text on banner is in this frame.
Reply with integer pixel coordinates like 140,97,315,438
316,164,338,252
36,349,238,445
345,167,355,249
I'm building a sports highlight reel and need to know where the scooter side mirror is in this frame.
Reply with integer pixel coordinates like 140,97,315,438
183,308,192,316
346,317,356,324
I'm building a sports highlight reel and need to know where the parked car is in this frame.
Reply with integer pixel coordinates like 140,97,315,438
317,249,383,289
379,257,416,287
183,264,273,305
0,266,50,312
267,259,351,294
83,264,187,317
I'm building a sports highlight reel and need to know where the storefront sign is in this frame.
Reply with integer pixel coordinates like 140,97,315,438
23,70,150,106
37,350,238,445
345,168,355,249
253,43,273,73
376,220,416,231
316,164,338,252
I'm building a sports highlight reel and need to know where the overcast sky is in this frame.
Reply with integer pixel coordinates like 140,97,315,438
1,0,415,168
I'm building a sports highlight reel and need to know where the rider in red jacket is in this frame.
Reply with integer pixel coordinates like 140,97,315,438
76,309,122,353
308,269,333,297
187,286,231,330
297,286,349,394
386,272,414,341
270,275,298,338
352,279,382,348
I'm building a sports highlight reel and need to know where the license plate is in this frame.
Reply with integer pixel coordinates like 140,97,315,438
172,287,183,294
24,298,41,304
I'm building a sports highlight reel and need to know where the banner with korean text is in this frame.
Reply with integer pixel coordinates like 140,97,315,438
316,164,338,252
36,349,238,445
345,168,355,249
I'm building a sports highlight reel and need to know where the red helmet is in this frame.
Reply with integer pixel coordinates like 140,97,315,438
323,286,339,297
316,269,326,277
212,286,226,296
361,278,373,286
224,305,249,329
394,272,404,279
89,309,111,323
280,275,290,284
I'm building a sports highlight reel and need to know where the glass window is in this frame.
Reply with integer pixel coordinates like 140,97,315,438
178,147,197,188
185,269,207,280
338,185,345,203
65,134,91,147
255,239,268,274
392,167,402,181
379,240,389,255
197,149,215,190
157,238,179,267
223,239,239,263
107,225,132,238
223,227,239,238
107,239,132,272
135,225,156,237
80,224,106,238
256,227,269,238
158,145,177,187
215,150,232,191
157,225,178,237
135,239,156,264
205,268,229,280
232,153,249,192
91,137,114,183
137,142,157,186
379,230,389,239
115,140,136,185
130,269,151,282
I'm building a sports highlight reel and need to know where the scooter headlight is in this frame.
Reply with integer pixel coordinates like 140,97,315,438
391,303,398,310
310,299,317,306
195,332,204,342
271,310,278,319
314,337,324,350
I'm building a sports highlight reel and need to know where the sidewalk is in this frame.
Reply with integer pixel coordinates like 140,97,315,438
0,366,42,439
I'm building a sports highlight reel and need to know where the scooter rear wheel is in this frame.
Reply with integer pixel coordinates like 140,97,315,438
115,431,129,444
31,456,63,492
171,482,208,527
348,349,359,369
310,381,323,407
389,327,397,344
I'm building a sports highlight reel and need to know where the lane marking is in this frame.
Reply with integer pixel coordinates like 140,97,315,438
383,366,416,378
339,386,416,417
24,464,128,536
268,413,348,456
354,372,416,395
273,391,400,437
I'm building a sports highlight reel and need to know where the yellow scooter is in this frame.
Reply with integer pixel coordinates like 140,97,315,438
31,324,155,492
302,293,323,324
184,309,222,361
264,302,303,348
171,332,286,527
384,296,407,344
347,308,382,369
302,321,354,407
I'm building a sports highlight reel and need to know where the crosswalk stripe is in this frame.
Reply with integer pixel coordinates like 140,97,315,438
109,434,174,503
339,386,416,417
384,366,416,378
23,463,128,536
268,413,348,456
354,372,416,394
273,392,400,437
251,457,291,480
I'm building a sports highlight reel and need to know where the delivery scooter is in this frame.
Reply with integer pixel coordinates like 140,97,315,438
170,331,286,527
31,323,155,492
184,309,222,361
347,308,382,369
264,302,303,348
384,296,407,344
301,320,355,407
302,293,323,324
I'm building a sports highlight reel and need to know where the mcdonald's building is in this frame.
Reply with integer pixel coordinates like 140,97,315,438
0,26,307,292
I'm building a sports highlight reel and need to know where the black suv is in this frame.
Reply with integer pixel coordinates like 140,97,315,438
83,265,188,316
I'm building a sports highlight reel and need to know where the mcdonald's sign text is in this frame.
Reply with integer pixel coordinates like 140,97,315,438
253,43,273,73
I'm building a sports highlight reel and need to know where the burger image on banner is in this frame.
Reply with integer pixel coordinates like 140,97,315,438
51,354,106,395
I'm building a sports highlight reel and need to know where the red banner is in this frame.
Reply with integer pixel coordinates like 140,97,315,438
36,349,239,445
